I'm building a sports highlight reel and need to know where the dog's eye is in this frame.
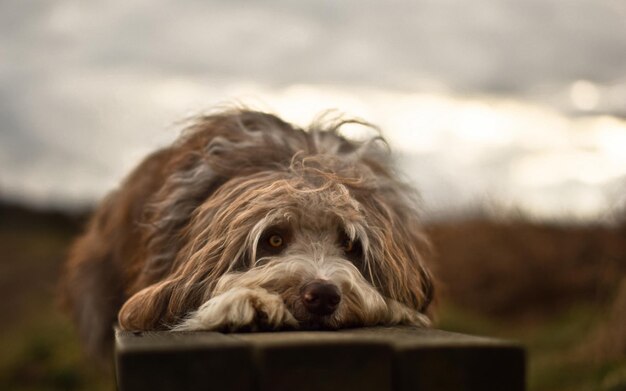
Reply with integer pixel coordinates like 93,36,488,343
268,234,284,248
258,227,291,257
341,238,355,253
339,233,362,256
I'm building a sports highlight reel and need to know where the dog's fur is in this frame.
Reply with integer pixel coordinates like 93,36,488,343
60,109,434,358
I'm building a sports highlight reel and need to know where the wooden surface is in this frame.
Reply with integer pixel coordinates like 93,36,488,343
115,327,525,391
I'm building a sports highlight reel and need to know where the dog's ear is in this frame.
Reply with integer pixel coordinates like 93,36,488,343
118,282,173,330
120,170,288,330
119,249,217,330
359,184,434,314
118,279,204,330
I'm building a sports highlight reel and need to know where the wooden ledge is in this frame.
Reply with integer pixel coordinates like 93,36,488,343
115,327,525,391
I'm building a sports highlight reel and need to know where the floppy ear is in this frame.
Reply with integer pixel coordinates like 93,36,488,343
118,278,208,330
385,211,434,313
356,176,434,313
118,207,228,331
118,171,286,330
118,282,177,330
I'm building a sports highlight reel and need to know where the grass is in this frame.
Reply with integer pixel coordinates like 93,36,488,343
0,203,112,390
0,305,113,391
438,302,626,391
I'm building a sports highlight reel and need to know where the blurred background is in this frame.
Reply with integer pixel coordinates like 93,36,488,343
1,1,625,390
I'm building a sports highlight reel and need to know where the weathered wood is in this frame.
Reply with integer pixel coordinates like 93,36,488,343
340,327,525,391
115,327,525,391
236,332,393,391
115,331,253,391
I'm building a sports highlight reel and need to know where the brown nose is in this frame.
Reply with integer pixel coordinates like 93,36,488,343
300,281,341,316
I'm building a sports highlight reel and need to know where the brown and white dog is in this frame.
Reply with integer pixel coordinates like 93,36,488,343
60,109,434,358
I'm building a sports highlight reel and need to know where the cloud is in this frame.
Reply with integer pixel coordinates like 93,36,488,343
1,0,626,220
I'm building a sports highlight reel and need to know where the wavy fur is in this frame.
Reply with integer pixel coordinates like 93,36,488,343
60,109,434,359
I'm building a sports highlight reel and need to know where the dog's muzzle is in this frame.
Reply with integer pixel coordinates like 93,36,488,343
300,280,341,316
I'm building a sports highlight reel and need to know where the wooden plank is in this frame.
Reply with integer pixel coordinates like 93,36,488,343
234,331,393,391
394,345,524,391
115,330,253,391
115,327,525,391
338,327,526,391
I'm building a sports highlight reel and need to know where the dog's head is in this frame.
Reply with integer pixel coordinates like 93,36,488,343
118,110,433,331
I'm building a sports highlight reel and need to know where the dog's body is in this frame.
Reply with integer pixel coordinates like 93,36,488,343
61,109,434,358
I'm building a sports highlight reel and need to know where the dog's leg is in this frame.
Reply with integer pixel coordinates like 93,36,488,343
173,287,297,331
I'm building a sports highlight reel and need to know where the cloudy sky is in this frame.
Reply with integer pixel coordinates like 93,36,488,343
1,0,626,221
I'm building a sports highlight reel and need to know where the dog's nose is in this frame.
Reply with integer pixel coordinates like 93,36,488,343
300,281,341,316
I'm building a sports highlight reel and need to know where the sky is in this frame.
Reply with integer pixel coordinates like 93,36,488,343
1,0,626,221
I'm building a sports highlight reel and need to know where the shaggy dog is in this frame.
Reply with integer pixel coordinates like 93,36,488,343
60,109,434,358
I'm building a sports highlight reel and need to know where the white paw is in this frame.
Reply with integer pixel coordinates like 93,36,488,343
173,287,298,331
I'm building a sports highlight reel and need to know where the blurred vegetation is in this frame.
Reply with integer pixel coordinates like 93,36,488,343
0,203,113,391
1,201,625,390
429,218,626,391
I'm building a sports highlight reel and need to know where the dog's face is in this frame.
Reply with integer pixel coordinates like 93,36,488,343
213,170,375,328
113,112,433,333
193,163,416,330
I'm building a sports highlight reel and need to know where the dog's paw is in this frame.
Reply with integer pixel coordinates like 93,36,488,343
173,287,297,332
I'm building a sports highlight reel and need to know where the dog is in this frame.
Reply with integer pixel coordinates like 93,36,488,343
60,109,434,359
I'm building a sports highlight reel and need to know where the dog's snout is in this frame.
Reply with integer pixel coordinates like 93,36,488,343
300,280,341,316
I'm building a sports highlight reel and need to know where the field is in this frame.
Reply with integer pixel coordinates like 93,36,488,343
428,219,626,391
1,202,625,390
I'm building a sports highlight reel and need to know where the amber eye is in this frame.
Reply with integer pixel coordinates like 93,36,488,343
341,238,355,253
268,234,284,248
